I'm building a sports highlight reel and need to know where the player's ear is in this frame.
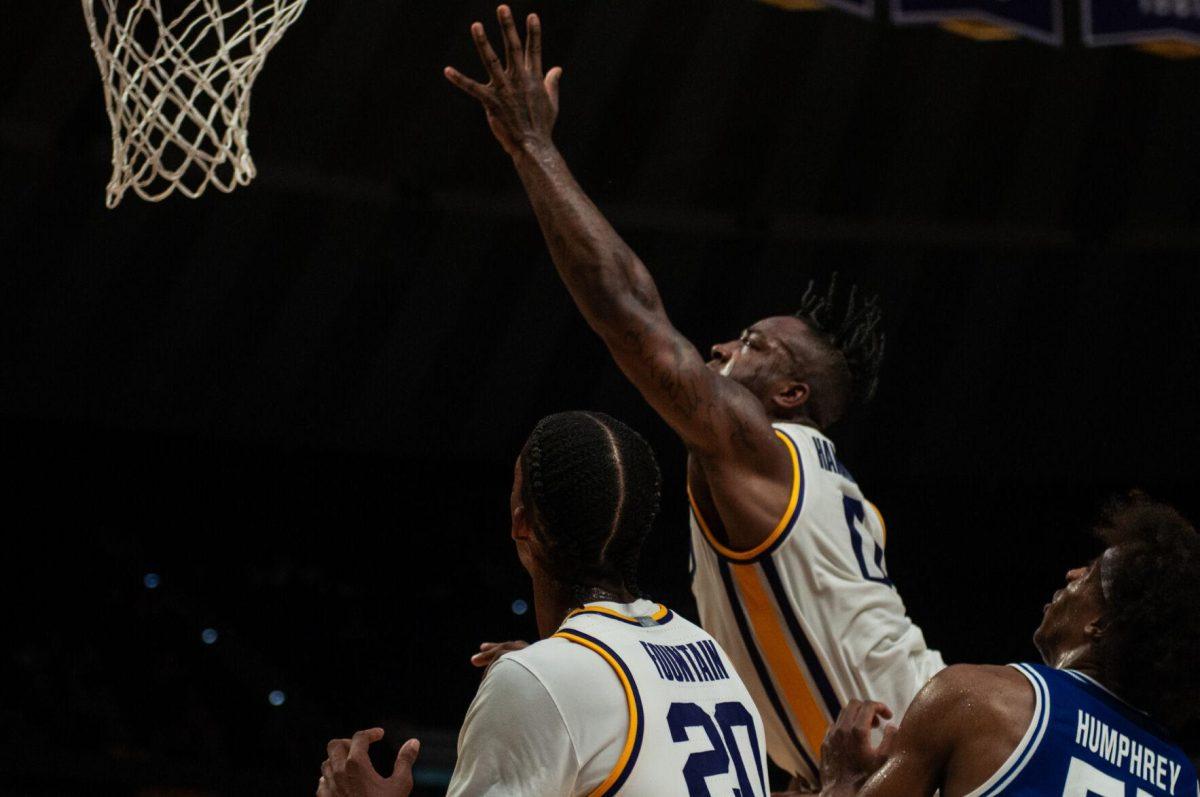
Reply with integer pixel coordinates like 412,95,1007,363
1084,615,1110,641
511,504,543,577
773,380,810,412
512,503,533,542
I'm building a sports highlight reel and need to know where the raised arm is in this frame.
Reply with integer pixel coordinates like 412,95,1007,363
443,7,781,471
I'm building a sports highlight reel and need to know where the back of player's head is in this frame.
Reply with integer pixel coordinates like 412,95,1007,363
1093,493,1200,745
793,274,885,427
519,411,662,597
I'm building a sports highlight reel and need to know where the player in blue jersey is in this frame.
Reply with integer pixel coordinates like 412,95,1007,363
815,493,1200,797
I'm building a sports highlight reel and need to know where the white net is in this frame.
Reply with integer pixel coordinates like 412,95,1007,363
82,0,308,208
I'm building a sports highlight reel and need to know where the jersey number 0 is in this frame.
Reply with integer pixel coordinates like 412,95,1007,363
843,496,892,586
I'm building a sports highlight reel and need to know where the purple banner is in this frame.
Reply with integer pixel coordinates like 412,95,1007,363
824,0,875,17
758,0,875,19
891,0,1064,44
1083,0,1200,47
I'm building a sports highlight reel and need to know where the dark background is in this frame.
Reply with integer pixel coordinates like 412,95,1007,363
3,1,1199,794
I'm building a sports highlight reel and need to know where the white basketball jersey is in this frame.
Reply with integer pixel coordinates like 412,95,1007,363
555,602,771,797
689,422,945,783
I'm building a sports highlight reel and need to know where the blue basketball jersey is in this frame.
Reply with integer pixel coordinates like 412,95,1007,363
967,664,1198,797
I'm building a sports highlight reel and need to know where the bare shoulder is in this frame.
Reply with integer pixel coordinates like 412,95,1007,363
913,664,1035,725
900,665,1038,797
928,663,1031,691
927,662,1033,694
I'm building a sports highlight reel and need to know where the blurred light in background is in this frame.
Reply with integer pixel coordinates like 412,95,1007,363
201,628,219,645
510,598,528,616
268,690,286,707
143,572,160,589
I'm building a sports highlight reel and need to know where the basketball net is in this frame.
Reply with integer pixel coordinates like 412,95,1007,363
82,0,307,208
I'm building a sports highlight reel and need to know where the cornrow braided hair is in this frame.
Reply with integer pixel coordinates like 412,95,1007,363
794,273,886,408
519,411,662,601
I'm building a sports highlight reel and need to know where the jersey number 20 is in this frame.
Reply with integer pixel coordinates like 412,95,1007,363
667,701,764,797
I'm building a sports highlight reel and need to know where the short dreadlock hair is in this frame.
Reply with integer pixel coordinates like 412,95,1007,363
1093,493,1200,753
794,274,885,426
518,411,662,600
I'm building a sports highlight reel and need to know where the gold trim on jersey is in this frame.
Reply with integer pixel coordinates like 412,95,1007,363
552,631,641,797
867,501,887,548
565,603,670,624
728,564,831,755
687,429,801,561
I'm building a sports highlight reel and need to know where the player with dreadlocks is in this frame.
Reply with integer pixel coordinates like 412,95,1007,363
445,7,942,787
317,412,769,797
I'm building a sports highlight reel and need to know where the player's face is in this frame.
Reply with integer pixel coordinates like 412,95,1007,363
1033,556,1107,664
707,315,809,400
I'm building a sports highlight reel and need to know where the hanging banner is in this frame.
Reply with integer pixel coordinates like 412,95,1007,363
890,0,1064,44
1082,0,1200,56
758,0,876,20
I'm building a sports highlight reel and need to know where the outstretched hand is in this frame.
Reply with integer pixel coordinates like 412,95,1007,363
317,728,420,797
819,700,898,792
444,5,563,157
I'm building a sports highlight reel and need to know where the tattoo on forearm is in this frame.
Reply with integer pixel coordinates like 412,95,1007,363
619,319,711,425
515,146,761,447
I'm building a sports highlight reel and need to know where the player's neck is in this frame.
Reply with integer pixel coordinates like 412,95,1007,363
528,573,573,638
1051,653,1128,706
770,407,821,430
531,575,636,638
1048,644,1103,682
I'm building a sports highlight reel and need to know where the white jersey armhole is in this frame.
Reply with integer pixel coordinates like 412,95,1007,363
688,427,805,562
962,664,1051,797
551,629,641,797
